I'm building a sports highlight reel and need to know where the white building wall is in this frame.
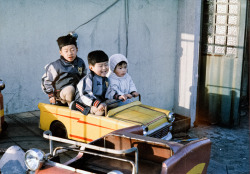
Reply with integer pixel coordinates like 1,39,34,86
174,0,202,125
127,1,178,109
0,0,180,115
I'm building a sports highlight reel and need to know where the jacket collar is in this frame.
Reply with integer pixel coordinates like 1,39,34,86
90,70,108,80
60,56,78,65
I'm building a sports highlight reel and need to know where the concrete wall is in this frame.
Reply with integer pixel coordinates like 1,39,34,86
0,0,180,115
174,0,202,125
127,1,178,109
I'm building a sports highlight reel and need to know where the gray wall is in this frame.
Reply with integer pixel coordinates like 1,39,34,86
0,0,202,126
0,0,178,114
127,1,178,108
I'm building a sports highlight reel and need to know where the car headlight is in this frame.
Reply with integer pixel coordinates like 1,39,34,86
25,148,45,171
167,112,175,123
142,125,148,136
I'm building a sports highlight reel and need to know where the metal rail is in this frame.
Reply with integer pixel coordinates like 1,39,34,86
52,146,137,174
43,130,138,174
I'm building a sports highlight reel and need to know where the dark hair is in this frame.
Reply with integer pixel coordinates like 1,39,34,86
88,50,108,65
57,34,77,50
115,61,127,69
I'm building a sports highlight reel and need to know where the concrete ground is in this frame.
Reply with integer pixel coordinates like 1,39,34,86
0,107,249,174
188,110,249,174
0,110,78,164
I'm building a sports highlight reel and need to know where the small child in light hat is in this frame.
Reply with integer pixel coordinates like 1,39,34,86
105,54,139,106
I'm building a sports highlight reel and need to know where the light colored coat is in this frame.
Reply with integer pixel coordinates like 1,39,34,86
105,72,137,100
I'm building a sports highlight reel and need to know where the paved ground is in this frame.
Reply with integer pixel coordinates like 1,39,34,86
188,110,249,174
0,111,78,164
0,106,249,173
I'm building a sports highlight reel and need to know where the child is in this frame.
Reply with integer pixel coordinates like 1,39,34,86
41,34,87,106
105,54,139,106
70,50,111,116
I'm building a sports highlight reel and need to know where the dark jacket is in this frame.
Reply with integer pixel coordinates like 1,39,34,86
75,71,108,107
41,56,87,97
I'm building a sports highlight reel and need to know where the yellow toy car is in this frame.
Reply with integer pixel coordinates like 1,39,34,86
39,99,175,143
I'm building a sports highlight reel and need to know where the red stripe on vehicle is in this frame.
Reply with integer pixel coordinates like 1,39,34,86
44,111,115,131
69,134,93,142
45,111,72,119
77,120,115,130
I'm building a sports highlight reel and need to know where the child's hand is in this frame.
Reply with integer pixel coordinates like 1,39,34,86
49,97,56,104
119,95,127,101
132,92,140,97
97,103,106,111
125,94,133,99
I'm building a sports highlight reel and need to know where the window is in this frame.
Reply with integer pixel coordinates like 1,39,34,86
202,0,240,57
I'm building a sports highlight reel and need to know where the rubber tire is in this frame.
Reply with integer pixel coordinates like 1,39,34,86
50,121,68,139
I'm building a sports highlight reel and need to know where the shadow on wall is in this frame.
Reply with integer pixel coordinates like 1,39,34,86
196,87,240,127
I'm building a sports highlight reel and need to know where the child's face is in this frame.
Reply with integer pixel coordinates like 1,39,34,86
89,61,109,77
114,63,127,77
59,45,78,62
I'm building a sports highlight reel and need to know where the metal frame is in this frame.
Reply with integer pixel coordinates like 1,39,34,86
105,133,173,156
43,130,139,174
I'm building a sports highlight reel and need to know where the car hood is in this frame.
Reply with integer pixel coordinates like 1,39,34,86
107,101,171,130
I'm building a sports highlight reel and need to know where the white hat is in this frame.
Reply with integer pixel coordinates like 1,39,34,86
109,54,128,72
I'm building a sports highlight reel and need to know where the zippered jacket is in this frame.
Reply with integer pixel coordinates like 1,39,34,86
75,71,108,107
41,56,87,97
